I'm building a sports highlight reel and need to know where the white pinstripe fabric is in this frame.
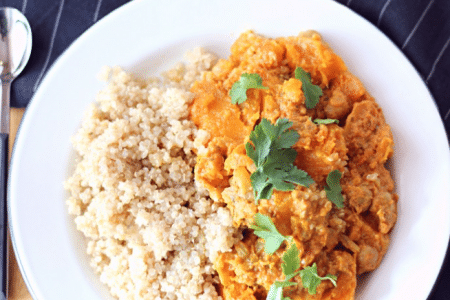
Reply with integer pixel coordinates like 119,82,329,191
427,36,450,85
33,0,65,91
402,0,435,49
21,0,28,14
93,0,103,23
444,106,450,120
377,0,393,27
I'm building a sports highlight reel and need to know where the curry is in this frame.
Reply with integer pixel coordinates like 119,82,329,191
189,30,397,300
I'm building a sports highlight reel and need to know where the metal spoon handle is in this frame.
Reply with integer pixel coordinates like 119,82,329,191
0,132,7,299
0,81,10,298
0,83,8,300
0,83,10,134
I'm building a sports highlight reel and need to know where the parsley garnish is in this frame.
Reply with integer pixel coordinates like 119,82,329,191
313,118,339,125
266,242,300,300
250,213,290,254
266,281,297,300
294,67,323,109
264,227,337,299
246,118,314,203
230,73,268,104
324,170,344,208
267,280,296,300
299,263,337,294
282,243,300,277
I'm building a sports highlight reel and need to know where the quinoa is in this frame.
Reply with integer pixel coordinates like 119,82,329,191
64,48,241,300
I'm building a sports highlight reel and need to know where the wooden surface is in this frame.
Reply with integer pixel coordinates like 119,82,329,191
8,108,32,300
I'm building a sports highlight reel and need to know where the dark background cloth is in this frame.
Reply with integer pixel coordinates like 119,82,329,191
2,0,450,298
3,0,130,107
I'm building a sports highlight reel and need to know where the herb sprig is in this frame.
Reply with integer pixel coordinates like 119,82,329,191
230,73,268,104
324,170,344,208
250,213,291,254
299,263,337,295
267,280,297,300
253,214,338,299
313,118,339,125
294,67,323,109
246,118,314,203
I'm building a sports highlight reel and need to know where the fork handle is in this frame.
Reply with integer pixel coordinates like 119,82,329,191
0,133,7,298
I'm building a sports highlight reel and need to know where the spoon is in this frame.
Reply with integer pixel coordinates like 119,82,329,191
0,7,32,298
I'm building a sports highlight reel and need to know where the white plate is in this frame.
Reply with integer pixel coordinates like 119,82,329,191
9,0,450,299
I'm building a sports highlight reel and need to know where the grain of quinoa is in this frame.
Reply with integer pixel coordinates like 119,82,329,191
65,48,240,300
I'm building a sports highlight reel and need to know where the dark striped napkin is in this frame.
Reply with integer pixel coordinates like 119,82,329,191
4,0,130,107
4,0,450,299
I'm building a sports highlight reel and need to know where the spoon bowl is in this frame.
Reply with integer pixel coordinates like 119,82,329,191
0,8,32,79
0,8,32,132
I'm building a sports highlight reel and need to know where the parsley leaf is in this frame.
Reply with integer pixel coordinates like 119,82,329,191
255,214,338,298
252,214,299,300
246,118,314,202
261,118,299,149
324,170,345,208
250,213,290,254
313,118,339,125
282,243,300,277
267,280,297,300
294,67,323,109
245,118,273,167
299,263,337,295
230,73,268,104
